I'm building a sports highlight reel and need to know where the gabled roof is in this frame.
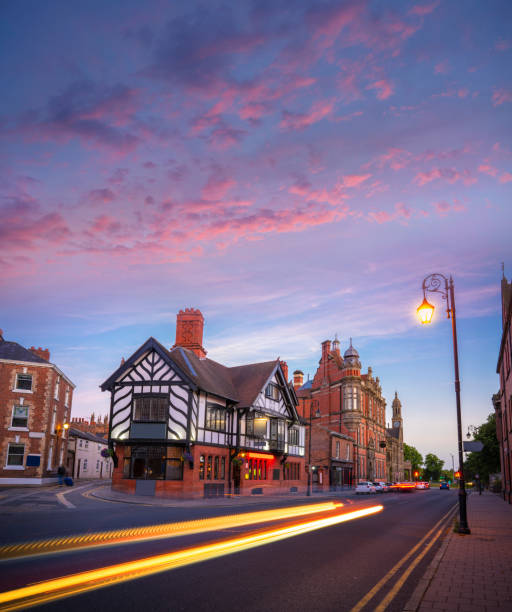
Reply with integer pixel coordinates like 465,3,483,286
169,347,239,402
68,427,108,444
0,339,49,364
229,360,279,409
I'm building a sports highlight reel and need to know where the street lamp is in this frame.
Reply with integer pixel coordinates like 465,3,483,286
307,402,321,497
417,273,470,534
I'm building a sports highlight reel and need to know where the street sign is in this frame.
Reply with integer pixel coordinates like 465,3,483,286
463,440,484,452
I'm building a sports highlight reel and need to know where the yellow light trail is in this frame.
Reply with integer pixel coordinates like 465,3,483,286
0,505,383,611
0,501,342,561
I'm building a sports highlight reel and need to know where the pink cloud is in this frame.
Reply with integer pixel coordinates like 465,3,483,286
89,215,122,234
413,167,476,186
492,89,512,106
201,176,236,201
88,188,117,204
500,172,512,183
342,173,371,188
408,2,440,17
368,210,393,224
280,101,334,130
495,39,511,52
434,60,449,74
432,200,466,216
366,79,394,100
478,164,498,177
395,202,412,219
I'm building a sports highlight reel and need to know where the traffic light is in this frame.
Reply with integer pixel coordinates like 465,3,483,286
454,471,461,479
413,470,419,480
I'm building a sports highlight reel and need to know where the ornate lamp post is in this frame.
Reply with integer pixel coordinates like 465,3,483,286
417,273,470,534
307,402,321,497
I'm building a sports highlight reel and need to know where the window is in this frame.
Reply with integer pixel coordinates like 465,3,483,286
214,456,219,479
248,459,268,480
83,459,88,471
65,387,70,406
284,462,300,480
133,396,167,422
199,455,205,480
220,457,225,480
344,386,358,411
54,376,60,399
346,445,350,461
288,428,299,446
7,444,25,466
12,405,29,428
245,414,254,436
335,441,340,458
85,440,89,448
96,460,100,471
206,456,212,480
51,409,57,434
79,439,83,448
15,374,32,391
206,403,226,431
265,383,279,401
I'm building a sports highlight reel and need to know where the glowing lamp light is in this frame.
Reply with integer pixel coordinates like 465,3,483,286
63,423,69,430
417,297,435,324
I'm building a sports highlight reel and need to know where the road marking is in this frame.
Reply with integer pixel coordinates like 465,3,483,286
0,501,346,561
0,505,383,611
349,502,457,612
55,483,98,509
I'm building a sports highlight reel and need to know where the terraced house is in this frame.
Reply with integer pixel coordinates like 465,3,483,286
0,330,75,484
101,309,306,498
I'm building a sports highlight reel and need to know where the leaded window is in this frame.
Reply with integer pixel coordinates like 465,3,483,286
206,403,226,431
289,427,299,446
133,396,167,422
265,383,279,401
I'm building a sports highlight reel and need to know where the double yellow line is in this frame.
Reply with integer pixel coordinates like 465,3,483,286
350,502,457,612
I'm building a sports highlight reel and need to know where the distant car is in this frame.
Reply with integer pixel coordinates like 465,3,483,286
386,482,398,491
396,482,416,492
355,482,376,494
373,482,389,493
440,482,450,490
415,481,428,489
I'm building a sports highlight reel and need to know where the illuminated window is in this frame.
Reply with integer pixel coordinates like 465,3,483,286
199,455,205,480
206,456,212,480
220,457,225,479
206,403,226,431
15,374,32,391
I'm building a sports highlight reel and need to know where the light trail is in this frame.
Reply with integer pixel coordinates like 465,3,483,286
0,505,383,611
0,501,342,561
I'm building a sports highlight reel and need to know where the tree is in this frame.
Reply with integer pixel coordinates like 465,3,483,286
423,453,444,481
403,443,423,472
464,413,500,485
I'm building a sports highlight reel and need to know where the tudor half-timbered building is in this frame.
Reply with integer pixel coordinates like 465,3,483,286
101,309,306,498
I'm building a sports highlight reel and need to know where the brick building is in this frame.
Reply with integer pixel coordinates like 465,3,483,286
295,337,392,489
494,272,512,503
0,331,75,484
70,414,109,438
102,309,306,498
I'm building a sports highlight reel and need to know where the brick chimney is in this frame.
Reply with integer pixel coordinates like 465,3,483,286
172,308,207,358
293,370,304,390
279,360,289,383
30,346,50,361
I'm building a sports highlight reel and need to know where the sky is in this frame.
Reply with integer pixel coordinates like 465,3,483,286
1,0,511,467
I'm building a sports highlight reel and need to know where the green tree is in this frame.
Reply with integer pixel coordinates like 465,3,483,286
403,443,423,472
464,413,500,485
424,453,444,481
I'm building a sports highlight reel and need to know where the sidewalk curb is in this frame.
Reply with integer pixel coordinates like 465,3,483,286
403,506,457,611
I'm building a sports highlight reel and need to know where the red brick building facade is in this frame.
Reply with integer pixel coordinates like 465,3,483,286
103,309,306,498
494,273,512,503
0,331,75,484
295,337,388,489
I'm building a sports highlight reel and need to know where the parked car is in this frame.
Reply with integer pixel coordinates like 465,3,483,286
355,481,376,494
440,482,450,490
415,481,428,489
373,482,389,493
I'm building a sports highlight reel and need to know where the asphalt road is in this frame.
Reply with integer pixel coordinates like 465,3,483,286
0,486,458,612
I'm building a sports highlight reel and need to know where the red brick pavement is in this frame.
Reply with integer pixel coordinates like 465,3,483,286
416,491,512,612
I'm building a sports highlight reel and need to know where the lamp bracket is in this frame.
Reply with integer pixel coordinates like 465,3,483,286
422,273,452,318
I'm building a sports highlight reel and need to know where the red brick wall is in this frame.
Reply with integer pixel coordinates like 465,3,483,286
0,361,73,481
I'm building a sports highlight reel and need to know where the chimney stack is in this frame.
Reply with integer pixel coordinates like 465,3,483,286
293,370,304,390
172,308,207,358
30,346,50,361
280,360,289,383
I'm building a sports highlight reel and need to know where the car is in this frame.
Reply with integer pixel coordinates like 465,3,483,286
440,482,450,490
396,482,416,492
386,482,398,491
355,481,376,494
373,482,389,493
415,481,428,489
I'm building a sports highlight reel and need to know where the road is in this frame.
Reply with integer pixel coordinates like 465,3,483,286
0,485,458,612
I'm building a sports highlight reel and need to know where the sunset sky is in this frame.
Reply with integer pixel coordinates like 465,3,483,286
2,0,511,465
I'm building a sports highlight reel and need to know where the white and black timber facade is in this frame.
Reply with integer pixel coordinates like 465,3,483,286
100,309,306,498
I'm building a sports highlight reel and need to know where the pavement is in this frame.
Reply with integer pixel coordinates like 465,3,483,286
405,490,512,612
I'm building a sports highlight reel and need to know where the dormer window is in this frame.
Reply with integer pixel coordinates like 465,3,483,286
265,383,279,401
15,374,32,391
